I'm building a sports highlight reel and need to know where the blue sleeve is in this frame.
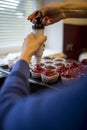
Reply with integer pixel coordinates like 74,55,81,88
0,59,87,130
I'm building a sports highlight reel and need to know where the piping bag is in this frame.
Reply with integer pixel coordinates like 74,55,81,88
32,11,45,64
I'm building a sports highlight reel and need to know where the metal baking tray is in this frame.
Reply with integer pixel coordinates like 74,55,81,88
0,67,60,90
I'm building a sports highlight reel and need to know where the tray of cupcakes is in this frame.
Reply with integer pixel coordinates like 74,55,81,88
29,56,87,85
0,56,87,86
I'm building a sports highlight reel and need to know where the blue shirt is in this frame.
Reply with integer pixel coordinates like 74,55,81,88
0,60,87,130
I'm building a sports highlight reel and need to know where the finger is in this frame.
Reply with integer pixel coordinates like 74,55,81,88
43,43,45,47
43,44,45,51
27,33,36,40
42,17,49,25
27,12,36,20
23,37,27,45
22,38,26,49
37,36,47,45
32,18,37,24
47,18,54,25
42,17,53,26
27,10,40,21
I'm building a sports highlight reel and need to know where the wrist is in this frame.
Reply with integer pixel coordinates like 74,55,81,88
20,54,31,64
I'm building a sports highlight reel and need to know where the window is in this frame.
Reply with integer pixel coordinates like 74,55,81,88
0,0,41,55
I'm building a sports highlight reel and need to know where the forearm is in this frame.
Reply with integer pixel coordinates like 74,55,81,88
63,2,87,19
0,60,30,130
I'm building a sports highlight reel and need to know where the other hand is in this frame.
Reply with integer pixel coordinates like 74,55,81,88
28,3,65,26
20,33,47,63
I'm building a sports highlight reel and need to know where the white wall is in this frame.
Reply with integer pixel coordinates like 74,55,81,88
42,0,64,53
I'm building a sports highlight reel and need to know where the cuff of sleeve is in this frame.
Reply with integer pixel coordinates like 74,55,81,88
11,59,30,79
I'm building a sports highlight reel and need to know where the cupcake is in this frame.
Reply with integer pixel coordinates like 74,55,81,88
61,68,80,83
42,60,54,67
65,61,79,69
41,69,59,84
78,63,87,76
80,58,87,65
54,62,66,68
41,56,53,63
56,65,68,76
31,64,45,79
45,64,56,70
42,56,52,60
53,58,66,62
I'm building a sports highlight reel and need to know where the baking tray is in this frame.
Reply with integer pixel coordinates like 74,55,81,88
0,67,60,90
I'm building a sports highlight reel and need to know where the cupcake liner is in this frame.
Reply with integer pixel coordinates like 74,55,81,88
41,74,59,84
31,71,41,79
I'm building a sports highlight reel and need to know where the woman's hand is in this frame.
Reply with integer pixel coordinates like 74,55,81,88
28,2,87,26
20,33,47,64
28,3,65,26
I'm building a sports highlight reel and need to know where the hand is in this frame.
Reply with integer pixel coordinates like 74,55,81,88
28,3,65,26
20,33,47,64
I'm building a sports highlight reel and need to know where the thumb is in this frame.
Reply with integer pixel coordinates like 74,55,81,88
37,35,47,45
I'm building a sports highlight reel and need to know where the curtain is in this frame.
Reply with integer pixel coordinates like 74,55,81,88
0,0,41,55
